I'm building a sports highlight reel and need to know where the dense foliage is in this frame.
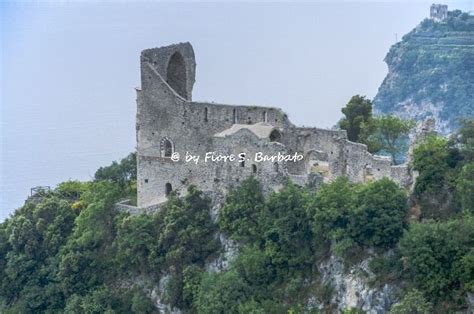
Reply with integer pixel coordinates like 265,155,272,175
389,289,433,314
412,119,474,219
399,218,474,307
339,95,373,142
1,118,473,312
308,177,408,256
0,156,220,313
361,115,415,163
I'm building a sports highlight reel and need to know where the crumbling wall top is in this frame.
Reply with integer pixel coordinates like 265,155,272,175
141,42,196,100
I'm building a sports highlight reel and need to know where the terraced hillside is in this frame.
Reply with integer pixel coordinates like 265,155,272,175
374,10,474,133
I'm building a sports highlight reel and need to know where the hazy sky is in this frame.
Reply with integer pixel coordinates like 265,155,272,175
1,0,472,221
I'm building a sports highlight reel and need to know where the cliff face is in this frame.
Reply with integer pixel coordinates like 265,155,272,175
373,10,474,134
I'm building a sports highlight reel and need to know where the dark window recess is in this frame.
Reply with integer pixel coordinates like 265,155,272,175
269,129,282,142
160,138,173,157
165,183,172,196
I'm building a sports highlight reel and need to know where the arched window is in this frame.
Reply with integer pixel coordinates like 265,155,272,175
252,164,257,173
273,162,279,172
233,108,237,123
269,129,282,142
160,138,174,157
165,183,172,196
262,111,268,123
204,107,208,122
166,52,187,99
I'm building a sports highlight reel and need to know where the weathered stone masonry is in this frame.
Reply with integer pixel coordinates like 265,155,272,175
136,42,413,208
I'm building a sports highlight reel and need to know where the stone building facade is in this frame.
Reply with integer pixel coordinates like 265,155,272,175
136,43,412,208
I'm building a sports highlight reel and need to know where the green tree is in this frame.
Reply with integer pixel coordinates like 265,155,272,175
309,177,356,244
263,181,314,274
196,270,251,314
237,299,266,314
350,178,408,248
94,152,137,185
339,95,373,142
234,245,275,292
114,213,163,274
181,265,204,311
79,285,116,313
412,135,450,193
1,194,79,312
362,115,414,163
399,217,474,304
389,289,432,314
458,118,474,162
58,181,122,297
0,154,155,313
412,134,460,218
456,162,474,212
457,249,474,293
219,177,266,243
130,288,155,313
159,186,221,270
157,186,222,310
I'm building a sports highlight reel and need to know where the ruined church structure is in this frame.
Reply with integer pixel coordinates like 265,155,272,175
136,43,412,208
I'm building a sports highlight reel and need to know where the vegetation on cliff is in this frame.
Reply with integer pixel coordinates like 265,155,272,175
1,120,473,313
373,10,474,132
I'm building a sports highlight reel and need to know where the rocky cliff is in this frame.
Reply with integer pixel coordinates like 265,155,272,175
373,10,474,134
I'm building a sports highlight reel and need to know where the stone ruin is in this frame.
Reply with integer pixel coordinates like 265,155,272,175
134,42,413,209
430,4,448,22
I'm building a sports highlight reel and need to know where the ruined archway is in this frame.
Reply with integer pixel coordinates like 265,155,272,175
269,129,282,143
166,52,187,99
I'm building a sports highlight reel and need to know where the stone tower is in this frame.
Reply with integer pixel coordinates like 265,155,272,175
430,4,448,22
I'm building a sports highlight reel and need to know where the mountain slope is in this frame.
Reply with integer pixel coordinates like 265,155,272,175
373,10,474,133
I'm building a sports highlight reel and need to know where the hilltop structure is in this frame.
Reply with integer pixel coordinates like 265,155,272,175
374,6,473,134
430,4,448,22
135,43,413,208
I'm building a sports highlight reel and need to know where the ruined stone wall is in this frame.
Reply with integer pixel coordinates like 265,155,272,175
136,42,413,208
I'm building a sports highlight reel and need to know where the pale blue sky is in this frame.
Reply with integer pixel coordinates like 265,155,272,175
1,0,472,221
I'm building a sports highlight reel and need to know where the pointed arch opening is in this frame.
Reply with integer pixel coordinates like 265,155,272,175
166,52,188,99
160,137,174,158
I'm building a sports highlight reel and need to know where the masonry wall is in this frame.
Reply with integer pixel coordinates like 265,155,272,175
136,43,413,208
